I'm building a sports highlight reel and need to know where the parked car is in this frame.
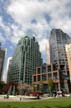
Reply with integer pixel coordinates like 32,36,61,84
30,92,43,96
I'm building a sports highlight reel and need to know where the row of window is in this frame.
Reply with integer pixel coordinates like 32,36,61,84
36,65,58,74
33,74,58,82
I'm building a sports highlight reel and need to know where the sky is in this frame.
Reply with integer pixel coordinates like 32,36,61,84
0,0,71,82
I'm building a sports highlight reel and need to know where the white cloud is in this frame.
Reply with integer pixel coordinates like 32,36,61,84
0,0,71,54
39,38,50,63
7,0,51,41
0,17,4,27
1,0,71,51
39,38,49,52
0,16,12,41
1,0,71,82
7,0,71,45
0,34,5,43
0,17,10,33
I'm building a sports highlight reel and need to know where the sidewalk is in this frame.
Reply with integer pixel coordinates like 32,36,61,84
0,95,41,102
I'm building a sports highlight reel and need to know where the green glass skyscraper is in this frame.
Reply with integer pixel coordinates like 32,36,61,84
8,36,42,85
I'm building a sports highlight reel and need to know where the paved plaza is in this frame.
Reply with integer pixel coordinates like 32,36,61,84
0,95,37,102
0,95,53,102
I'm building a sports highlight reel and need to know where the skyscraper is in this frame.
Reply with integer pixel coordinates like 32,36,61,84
49,29,71,92
9,36,42,85
0,48,6,81
50,29,71,65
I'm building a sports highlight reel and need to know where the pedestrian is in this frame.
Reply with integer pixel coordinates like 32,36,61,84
20,97,22,101
37,94,40,99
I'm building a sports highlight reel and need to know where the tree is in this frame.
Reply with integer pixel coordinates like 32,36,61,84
48,79,53,94
39,84,43,92
39,80,44,92
32,85,37,92
2,82,18,95
0,81,6,94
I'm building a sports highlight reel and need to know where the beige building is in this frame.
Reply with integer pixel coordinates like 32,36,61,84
7,57,12,83
0,48,6,81
65,44,71,83
32,63,70,93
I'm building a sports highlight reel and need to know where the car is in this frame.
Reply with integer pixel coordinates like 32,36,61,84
30,92,43,96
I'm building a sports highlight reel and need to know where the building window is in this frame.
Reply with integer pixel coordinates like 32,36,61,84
53,65,57,71
42,66,46,73
53,73,58,80
42,74,46,80
48,73,52,79
33,76,36,82
37,68,41,74
48,66,51,72
37,75,40,81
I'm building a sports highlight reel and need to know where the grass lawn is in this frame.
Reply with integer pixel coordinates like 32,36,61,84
0,97,71,108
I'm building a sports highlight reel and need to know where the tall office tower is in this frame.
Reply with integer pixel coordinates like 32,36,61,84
9,36,42,85
50,29,71,65
0,47,6,81
7,57,12,83
49,29,71,92
65,44,71,85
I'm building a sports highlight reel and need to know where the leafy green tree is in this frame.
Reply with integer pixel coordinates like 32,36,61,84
32,85,37,92
48,79,53,94
0,81,6,94
39,84,43,92
39,80,44,92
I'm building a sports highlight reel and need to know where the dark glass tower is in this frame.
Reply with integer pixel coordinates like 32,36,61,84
49,29,71,92
50,29,71,65
9,36,42,85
